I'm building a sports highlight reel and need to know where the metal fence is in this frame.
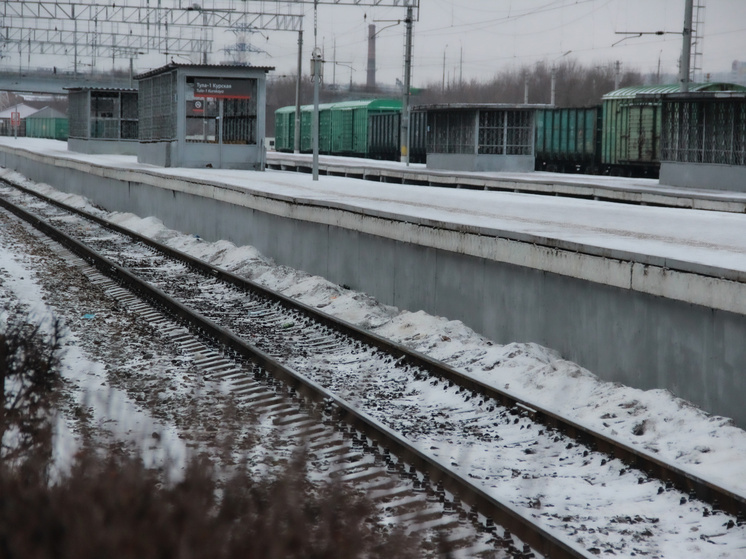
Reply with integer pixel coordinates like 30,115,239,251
427,110,475,154
139,73,177,141
67,91,89,139
478,109,533,155
426,108,534,156
661,97,746,166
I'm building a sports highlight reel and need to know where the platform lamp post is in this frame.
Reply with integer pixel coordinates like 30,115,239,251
550,50,571,106
128,51,146,88
311,46,323,181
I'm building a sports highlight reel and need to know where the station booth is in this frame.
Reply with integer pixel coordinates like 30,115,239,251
66,87,139,154
416,103,536,173
658,91,746,192
134,63,273,170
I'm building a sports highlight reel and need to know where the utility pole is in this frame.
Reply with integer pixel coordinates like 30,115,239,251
459,44,463,87
614,60,622,90
441,45,447,92
311,46,322,180
401,6,413,165
680,0,693,92
311,0,321,181
294,29,303,153
73,4,78,78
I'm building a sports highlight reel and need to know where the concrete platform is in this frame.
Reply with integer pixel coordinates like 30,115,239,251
1,138,746,426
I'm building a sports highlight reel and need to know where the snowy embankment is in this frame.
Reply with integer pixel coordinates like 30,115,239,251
2,167,746,500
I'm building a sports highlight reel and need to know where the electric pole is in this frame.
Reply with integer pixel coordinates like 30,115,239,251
401,6,413,165
680,0,693,92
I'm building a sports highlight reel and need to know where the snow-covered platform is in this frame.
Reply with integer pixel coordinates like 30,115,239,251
2,137,746,426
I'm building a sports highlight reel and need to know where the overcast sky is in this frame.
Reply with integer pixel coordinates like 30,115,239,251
3,0,744,88
236,0,746,87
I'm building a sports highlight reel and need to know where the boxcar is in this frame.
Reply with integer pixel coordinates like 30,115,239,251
25,106,69,141
274,105,295,152
534,106,601,173
274,99,402,158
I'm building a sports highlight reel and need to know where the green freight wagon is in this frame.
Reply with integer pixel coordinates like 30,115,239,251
274,105,295,152
274,103,334,153
601,83,746,176
328,99,401,157
534,106,601,173
25,106,69,141
368,112,400,160
274,99,402,158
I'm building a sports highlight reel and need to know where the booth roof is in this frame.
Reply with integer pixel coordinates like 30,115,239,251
133,62,275,81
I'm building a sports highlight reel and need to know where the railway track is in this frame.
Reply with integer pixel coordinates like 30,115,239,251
2,177,745,557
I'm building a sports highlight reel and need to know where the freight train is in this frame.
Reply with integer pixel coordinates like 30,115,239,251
274,83,746,177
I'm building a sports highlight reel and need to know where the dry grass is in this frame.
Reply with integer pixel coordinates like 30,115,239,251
0,450,422,559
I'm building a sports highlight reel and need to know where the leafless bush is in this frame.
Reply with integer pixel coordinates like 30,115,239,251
1,319,62,469
0,447,421,559
0,319,435,557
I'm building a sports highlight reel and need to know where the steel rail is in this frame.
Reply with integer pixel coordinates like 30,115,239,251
0,182,588,559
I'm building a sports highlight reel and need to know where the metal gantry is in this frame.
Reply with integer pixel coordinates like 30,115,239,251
0,0,418,59
0,0,305,66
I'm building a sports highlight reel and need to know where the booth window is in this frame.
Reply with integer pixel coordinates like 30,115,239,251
90,92,119,138
479,110,533,155
427,110,476,154
186,77,257,144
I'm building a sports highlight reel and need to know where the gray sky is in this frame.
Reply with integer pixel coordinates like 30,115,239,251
3,0,744,87
246,0,746,87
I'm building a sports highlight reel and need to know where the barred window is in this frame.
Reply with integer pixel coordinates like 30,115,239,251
426,110,476,154
139,73,177,142
478,110,533,155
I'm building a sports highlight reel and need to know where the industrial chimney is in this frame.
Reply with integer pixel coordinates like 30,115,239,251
367,24,376,90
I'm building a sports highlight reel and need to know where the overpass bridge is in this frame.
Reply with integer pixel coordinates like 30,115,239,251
0,69,133,95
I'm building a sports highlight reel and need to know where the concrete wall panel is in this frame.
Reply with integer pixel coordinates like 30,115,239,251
393,241,437,314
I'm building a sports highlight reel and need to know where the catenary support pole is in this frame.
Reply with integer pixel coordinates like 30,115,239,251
401,6,413,165
294,29,303,154
680,0,693,92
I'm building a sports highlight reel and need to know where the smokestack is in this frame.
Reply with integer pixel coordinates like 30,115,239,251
367,24,376,90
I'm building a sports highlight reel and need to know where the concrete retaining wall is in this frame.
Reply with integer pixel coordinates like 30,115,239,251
2,144,745,426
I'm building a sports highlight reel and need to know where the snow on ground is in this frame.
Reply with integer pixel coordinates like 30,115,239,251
2,167,744,502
